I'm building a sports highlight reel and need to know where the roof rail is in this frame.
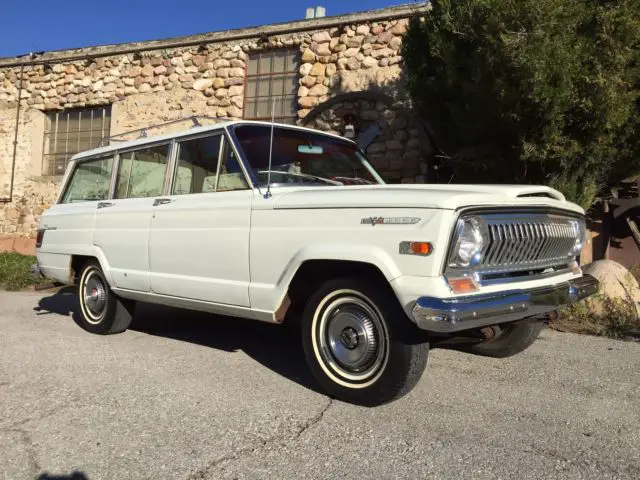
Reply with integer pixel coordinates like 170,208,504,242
101,115,231,146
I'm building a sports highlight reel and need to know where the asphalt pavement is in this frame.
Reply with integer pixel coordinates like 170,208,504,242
0,289,638,480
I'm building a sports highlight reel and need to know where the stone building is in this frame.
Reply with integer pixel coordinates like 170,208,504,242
0,3,433,251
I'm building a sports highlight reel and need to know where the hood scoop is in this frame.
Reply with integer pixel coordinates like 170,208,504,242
515,189,565,202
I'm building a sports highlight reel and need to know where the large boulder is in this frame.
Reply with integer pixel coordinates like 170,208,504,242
582,260,640,316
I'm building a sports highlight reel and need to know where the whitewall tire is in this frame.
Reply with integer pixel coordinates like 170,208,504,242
76,260,135,335
302,278,429,406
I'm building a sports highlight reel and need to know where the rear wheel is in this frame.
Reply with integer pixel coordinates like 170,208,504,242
76,260,135,335
301,278,429,406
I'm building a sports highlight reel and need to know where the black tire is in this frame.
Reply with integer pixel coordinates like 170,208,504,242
301,278,429,406
463,320,544,358
76,260,135,335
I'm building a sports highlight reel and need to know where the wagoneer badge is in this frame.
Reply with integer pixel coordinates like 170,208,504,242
361,217,421,226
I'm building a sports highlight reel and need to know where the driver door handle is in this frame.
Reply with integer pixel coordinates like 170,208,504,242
153,198,173,207
97,202,115,209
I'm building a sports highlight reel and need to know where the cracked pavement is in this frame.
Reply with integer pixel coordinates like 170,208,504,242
1,290,639,479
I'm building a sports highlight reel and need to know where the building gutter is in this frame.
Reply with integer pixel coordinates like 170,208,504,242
0,3,430,68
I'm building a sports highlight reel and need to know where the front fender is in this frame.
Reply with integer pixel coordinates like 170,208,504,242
249,243,402,315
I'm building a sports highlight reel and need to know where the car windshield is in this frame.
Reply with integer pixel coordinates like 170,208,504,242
233,124,382,187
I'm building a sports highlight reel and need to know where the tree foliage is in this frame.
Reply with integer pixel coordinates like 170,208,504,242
403,0,640,208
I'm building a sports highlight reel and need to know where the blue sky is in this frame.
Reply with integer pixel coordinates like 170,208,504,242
0,1,417,58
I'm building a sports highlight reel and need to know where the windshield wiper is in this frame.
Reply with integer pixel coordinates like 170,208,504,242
330,176,375,185
257,170,343,186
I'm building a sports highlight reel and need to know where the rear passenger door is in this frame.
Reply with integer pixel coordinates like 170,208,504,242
148,132,252,307
93,143,170,292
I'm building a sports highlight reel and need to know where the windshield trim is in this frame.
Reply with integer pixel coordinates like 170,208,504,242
226,123,385,190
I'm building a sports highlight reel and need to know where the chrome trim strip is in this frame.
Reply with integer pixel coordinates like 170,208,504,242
108,152,119,200
477,266,573,286
412,274,599,333
213,135,225,192
163,139,178,196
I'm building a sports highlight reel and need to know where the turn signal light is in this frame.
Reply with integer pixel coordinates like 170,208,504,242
447,277,479,294
399,241,433,256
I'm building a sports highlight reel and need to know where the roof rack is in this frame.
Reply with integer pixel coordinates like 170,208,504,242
101,115,232,146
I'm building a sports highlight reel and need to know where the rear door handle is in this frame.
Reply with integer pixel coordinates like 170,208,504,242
97,202,115,209
153,198,173,206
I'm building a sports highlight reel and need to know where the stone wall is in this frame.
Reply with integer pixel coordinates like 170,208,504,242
0,4,431,243
302,96,432,183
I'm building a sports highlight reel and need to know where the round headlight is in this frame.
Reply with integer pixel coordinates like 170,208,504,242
571,220,586,256
451,218,484,267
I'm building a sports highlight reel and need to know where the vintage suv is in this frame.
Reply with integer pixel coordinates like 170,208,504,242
34,121,598,406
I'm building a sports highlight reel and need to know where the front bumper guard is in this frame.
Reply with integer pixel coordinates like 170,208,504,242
412,274,599,333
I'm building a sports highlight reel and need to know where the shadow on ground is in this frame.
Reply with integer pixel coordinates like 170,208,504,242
37,472,89,480
34,288,323,395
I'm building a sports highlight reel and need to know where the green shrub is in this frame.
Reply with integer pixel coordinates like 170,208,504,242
404,0,640,209
0,252,50,291
555,293,640,338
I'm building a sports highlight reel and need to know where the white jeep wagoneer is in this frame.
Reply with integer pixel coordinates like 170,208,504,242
34,121,598,406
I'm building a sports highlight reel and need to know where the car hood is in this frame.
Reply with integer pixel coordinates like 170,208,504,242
263,184,584,214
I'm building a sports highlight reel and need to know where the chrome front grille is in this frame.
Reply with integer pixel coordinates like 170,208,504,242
481,217,580,271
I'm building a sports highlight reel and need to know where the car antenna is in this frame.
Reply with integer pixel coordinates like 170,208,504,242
264,99,276,199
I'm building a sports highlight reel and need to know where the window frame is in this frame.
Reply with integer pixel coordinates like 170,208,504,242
43,106,112,177
225,122,385,189
243,49,300,124
58,154,116,204
168,131,252,195
113,141,173,200
171,132,222,196
57,127,256,204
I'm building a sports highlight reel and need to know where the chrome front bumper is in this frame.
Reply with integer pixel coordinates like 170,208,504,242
412,274,599,333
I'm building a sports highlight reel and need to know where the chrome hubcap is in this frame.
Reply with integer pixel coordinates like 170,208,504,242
317,295,387,381
82,270,107,322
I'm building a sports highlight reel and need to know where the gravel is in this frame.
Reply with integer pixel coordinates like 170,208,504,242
1,290,638,480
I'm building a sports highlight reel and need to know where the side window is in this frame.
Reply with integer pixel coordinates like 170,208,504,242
172,134,249,194
115,144,169,199
217,140,250,191
173,135,222,195
61,156,113,203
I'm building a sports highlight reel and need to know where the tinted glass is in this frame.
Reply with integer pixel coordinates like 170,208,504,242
61,156,113,203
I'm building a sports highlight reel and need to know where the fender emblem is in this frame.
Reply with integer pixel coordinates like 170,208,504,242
361,217,421,226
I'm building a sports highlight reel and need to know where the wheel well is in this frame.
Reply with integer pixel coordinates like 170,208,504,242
70,255,95,285
283,260,393,324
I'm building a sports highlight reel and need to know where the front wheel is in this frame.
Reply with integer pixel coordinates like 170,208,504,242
301,278,429,406
76,260,135,335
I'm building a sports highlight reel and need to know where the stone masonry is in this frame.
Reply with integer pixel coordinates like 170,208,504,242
0,3,432,247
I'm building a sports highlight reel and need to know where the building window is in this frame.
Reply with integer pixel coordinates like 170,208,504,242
43,106,111,176
245,49,299,124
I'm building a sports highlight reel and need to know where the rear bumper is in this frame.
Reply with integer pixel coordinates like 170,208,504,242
30,263,45,278
412,274,599,333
